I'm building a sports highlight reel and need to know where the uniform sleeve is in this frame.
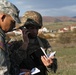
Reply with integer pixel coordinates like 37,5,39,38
13,46,27,65
0,36,5,50
0,36,8,74
9,41,27,66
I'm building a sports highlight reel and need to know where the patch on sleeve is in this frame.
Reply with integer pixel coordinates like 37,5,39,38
0,41,5,50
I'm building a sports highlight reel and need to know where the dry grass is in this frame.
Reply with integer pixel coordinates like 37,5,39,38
43,22,76,75
48,41,76,75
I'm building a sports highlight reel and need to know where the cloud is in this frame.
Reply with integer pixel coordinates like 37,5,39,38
12,0,34,9
10,0,76,17
12,0,23,5
36,5,76,17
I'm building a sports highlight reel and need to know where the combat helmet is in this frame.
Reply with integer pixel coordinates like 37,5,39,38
21,11,43,28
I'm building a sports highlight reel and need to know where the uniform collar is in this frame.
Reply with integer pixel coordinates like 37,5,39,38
0,28,6,38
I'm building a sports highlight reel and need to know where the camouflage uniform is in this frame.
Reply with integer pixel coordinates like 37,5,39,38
8,36,52,75
9,11,57,75
19,36,52,75
0,28,9,75
0,0,20,75
8,40,27,75
9,38,57,75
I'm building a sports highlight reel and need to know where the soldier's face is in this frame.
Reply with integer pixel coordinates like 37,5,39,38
0,14,16,32
27,26,39,38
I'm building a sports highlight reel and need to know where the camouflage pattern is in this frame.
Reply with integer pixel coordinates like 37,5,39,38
0,28,10,75
8,40,27,75
0,0,21,23
21,11,43,28
0,0,21,74
8,36,52,75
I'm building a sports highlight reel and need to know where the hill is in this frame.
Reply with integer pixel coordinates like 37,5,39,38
43,16,76,22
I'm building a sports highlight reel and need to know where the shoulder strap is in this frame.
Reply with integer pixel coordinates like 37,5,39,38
37,37,44,48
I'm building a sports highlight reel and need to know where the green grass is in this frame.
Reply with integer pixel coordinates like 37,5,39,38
48,47,76,75
43,21,76,75
43,22,76,30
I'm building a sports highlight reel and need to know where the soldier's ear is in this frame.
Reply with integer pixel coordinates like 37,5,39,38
1,14,6,22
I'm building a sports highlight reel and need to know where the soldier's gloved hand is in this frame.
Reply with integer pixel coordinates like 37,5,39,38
41,55,54,67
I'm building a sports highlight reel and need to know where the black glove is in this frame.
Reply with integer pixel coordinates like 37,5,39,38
50,58,58,73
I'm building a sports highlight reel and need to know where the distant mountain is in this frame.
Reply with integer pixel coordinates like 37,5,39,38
20,16,76,23
42,16,57,22
43,16,76,22
72,16,76,18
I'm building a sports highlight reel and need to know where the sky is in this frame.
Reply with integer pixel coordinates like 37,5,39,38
8,0,76,17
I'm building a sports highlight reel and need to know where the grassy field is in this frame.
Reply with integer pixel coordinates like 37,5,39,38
43,22,76,75
48,41,76,75
43,22,76,30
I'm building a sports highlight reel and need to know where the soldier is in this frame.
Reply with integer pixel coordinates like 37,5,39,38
9,11,57,75
0,0,21,75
